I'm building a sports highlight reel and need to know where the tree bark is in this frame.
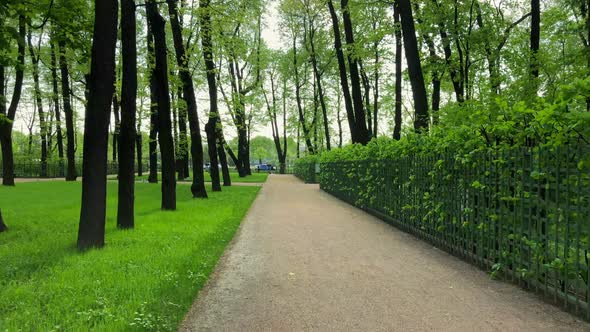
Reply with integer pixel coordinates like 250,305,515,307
327,0,358,144
393,5,403,140
307,17,331,151
27,31,48,177
341,0,370,144
77,0,118,250
50,38,64,160
200,0,221,192
147,16,159,184
292,34,315,154
117,0,137,229
58,39,78,181
397,0,429,132
167,0,208,197
0,14,25,186
147,0,177,210
432,0,464,103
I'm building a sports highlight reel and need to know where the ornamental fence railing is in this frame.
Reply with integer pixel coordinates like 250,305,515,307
320,145,590,319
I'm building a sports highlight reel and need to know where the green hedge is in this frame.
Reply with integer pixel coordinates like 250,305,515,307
294,155,318,183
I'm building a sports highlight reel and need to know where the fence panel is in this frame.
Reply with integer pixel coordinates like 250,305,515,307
320,146,590,319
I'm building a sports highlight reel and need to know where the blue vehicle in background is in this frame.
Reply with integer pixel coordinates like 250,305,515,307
255,164,275,173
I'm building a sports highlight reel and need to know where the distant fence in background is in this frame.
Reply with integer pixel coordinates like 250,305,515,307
320,145,590,319
0,159,121,178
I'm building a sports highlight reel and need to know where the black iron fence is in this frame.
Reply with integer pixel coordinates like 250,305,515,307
320,145,590,319
0,159,120,178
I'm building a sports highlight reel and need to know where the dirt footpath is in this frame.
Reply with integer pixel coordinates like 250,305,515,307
180,175,588,332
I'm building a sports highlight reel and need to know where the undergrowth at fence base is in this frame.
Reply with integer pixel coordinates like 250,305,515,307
0,181,260,331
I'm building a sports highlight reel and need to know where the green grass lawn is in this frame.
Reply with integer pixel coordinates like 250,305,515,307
0,181,260,331
133,170,269,184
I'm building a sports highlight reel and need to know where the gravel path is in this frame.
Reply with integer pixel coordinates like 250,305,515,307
180,175,588,331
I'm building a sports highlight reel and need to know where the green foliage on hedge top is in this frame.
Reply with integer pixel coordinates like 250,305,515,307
322,77,590,163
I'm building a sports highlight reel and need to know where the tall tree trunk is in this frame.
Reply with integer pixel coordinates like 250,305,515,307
263,72,285,173
175,87,187,180
117,0,137,229
292,34,315,154
58,39,78,181
373,45,380,138
167,0,208,197
397,0,429,132
112,94,120,162
77,0,118,250
27,31,48,177
337,90,343,147
0,14,25,186
147,0,177,210
136,114,143,176
217,132,231,186
341,0,370,144
307,17,331,151
530,0,540,93
200,0,221,192
147,17,159,184
50,38,64,160
327,0,357,144
393,5,403,140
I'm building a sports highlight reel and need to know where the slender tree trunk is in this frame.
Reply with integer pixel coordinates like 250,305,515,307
397,0,429,132
308,19,331,151
373,37,380,138
58,39,77,181
0,209,6,233
50,39,64,159
200,0,222,191
77,0,118,250
136,119,143,176
112,94,120,162
336,91,343,147
147,0,177,209
292,34,315,154
393,5,403,140
147,18,159,184
341,0,370,144
117,0,137,229
167,0,208,197
433,1,464,103
327,0,357,144
175,87,188,180
0,14,25,186
27,31,48,177
359,60,372,137
530,0,540,92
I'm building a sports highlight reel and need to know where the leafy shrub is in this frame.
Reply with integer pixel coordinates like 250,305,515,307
294,155,318,183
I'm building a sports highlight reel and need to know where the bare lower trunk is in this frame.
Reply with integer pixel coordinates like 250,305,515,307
117,0,137,229
147,0,176,210
0,209,6,232
59,40,78,181
77,0,118,250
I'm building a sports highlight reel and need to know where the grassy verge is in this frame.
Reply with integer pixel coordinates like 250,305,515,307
132,171,269,184
0,181,259,331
